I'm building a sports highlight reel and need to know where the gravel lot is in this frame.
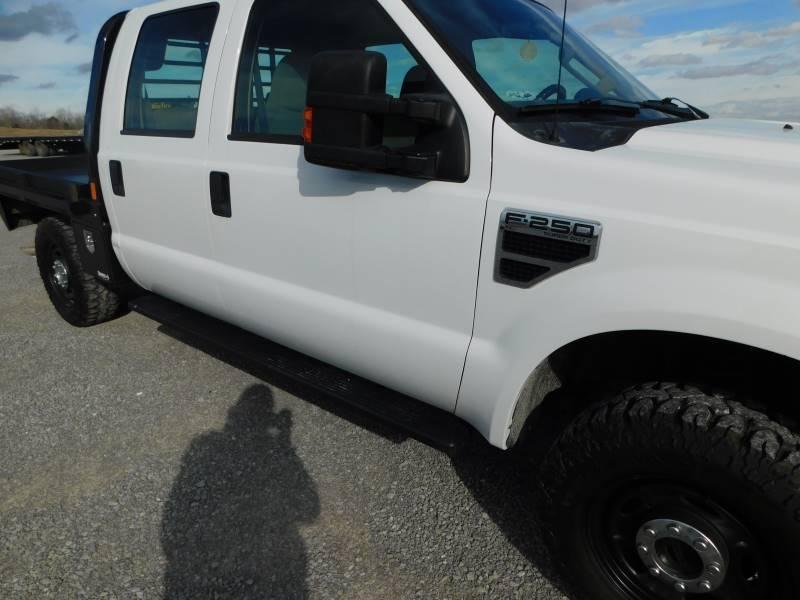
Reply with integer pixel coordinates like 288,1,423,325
0,223,568,600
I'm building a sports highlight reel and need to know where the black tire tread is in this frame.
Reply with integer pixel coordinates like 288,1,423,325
36,217,123,327
542,383,800,521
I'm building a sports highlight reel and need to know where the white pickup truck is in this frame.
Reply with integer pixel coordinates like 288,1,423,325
1,0,799,597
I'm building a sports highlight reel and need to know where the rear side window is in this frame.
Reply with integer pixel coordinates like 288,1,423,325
123,4,219,137
230,0,427,144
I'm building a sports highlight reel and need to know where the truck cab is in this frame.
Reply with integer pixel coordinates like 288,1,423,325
2,0,800,598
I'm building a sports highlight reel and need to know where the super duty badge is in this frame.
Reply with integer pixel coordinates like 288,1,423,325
495,209,602,289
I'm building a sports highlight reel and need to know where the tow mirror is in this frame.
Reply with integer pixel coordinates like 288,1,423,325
304,50,469,182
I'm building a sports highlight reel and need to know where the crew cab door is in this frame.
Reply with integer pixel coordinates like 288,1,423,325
99,2,233,314
205,0,494,410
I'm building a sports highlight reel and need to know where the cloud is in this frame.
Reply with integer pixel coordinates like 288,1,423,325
76,62,92,74
639,53,702,68
34,82,56,90
539,0,626,14
703,31,771,49
704,21,800,49
569,0,625,9
586,15,643,37
65,32,78,44
766,22,800,38
677,55,789,79
0,74,19,86
705,96,800,122
0,2,77,42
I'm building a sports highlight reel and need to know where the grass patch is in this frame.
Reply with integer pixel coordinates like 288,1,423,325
0,127,81,138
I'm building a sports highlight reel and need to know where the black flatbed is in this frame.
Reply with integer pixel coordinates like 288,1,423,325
0,154,91,220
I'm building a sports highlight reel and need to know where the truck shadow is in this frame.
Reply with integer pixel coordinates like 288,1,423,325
449,440,570,597
161,383,320,600
159,325,409,447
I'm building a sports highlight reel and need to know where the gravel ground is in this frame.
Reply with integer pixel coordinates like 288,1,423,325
0,224,569,600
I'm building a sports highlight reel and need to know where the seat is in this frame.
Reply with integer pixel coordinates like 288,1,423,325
400,65,445,97
265,53,311,136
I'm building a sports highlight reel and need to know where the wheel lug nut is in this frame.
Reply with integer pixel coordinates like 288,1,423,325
674,582,686,592
708,563,721,575
694,540,708,552
668,523,681,535
637,544,649,554
649,567,661,577
699,580,713,592
644,527,656,537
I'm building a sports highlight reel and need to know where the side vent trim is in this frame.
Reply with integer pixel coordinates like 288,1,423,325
494,209,602,289
499,259,550,283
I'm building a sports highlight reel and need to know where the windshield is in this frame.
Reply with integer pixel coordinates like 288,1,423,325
406,0,657,112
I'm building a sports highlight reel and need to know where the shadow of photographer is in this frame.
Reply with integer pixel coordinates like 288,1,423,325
161,384,320,599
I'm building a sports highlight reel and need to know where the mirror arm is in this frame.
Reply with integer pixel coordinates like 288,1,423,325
308,92,446,124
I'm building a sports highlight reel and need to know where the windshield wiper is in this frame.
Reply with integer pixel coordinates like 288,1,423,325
638,98,709,120
518,98,641,117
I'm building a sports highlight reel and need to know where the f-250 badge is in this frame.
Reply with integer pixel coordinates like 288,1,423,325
495,209,602,289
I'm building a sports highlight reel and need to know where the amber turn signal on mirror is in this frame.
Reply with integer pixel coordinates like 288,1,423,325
303,107,313,144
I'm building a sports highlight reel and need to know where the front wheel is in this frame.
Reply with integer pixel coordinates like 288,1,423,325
35,217,124,327
539,383,800,600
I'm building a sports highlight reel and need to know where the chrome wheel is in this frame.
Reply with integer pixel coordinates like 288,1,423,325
51,258,70,290
45,246,76,308
635,518,725,594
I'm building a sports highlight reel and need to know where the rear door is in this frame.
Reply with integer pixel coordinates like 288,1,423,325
205,0,495,410
99,1,232,314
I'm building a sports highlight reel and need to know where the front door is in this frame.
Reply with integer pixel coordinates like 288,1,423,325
206,0,495,410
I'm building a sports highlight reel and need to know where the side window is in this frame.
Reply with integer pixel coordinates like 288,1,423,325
231,0,433,144
123,5,219,137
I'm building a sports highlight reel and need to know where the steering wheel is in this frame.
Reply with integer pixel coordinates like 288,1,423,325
535,84,567,102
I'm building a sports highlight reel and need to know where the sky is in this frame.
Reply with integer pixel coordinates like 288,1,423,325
0,0,798,121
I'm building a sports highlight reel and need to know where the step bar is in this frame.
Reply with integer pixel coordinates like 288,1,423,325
129,295,473,452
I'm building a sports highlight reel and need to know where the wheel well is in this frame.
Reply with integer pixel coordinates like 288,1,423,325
508,330,800,449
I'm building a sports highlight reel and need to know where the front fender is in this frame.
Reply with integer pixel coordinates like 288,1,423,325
458,265,800,448
457,118,800,448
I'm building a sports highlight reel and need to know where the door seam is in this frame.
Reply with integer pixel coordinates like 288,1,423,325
454,112,497,413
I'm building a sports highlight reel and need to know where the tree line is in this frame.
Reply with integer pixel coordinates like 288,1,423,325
0,107,84,131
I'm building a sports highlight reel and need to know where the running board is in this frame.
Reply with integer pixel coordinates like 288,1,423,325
129,295,473,452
